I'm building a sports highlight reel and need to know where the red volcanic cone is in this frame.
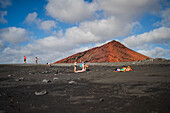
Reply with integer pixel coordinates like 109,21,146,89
54,40,151,63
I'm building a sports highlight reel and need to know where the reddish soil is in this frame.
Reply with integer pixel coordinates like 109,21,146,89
54,40,151,63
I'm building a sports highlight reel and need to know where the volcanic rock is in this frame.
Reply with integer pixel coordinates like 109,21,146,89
54,40,151,63
35,90,47,96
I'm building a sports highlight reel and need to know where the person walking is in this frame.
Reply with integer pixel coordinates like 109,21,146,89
35,57,38,64
24,56,26,63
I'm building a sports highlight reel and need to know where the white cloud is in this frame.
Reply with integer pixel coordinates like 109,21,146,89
52,30,63,38
25,12,40,24
0,27,28,44
0,0,12,8
160,8,170,27
27,36,72,52
18,15,140,63
44,0,158,45
1,0,169,64
80,16,139,39
0,47,33,63
122,27,170,48
0,35,77,63
95,0,160,20
138,47,170,59
0,11,7,23
16,16,139,62
1,25,169,63
45,0,161,23
25,12,57,31
65,26,98,44
0,40,6,50
122,27,170,59
39,20,57,31
62,16,139,46
45,0,96,23
0,46,66,64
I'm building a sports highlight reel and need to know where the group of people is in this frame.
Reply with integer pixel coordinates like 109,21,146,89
24,56,38,64
24,56,133,73
74,60,88,73
114,66,132,72
24,56,52,68
73,60,133,73
24,56,52,67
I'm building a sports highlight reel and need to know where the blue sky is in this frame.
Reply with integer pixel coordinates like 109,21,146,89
0,0,170,64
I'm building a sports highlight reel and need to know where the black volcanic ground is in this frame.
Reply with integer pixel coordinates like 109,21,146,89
0,60,170,113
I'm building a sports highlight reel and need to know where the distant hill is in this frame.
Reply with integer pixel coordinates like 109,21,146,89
54,40,151,63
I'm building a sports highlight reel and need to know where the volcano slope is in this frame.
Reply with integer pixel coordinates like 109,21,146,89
54,40,151,64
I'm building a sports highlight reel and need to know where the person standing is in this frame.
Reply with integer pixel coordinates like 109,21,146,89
80,60,85,70
24,56,26,63
35,57,38,64
74,62,77,72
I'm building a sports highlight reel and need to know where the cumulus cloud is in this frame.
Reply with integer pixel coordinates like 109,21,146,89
45,0,161,23
1,0,169,64
0,14,141,63
80,16,139,39
0,40,6,50
160,8,170,27
25,12,57,31
10,14,139,63
25,12,40,24
39,20,57,31
0,27,28,44
27,36,74,52
52,30,63,38
0,0,12,8
65,26,98,44
63,16,139,46
0,46,64,64
45,0,96,23
43,0,163,45
138,47,170,58
122,27,170,59
122,27,170,48
0,11,7,23
1,25,169,63
44,0,161,45
0,47,32,63
0,35,78,63
95,0,160,20
24,11,140,51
